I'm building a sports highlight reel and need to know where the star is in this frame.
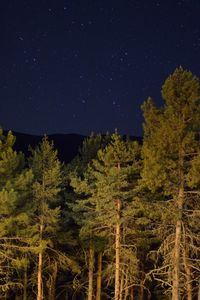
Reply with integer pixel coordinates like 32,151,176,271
1,0,200,139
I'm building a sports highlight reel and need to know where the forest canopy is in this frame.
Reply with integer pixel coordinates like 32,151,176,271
0,67,200,300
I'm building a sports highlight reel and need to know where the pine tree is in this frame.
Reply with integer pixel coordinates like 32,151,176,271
67,133,109,300
142,67,200,299
67,132,110,177
71,132,141,300
29,136,63,300
0,129,33,298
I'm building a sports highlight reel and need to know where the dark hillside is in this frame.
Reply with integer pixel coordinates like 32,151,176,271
10,132,85,163
5,131,142,164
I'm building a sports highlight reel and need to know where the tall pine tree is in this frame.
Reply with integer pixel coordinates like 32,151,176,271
29,136,63,300
71,132,141,300
0,129,33,299
68,133,109,300
142,67,200,300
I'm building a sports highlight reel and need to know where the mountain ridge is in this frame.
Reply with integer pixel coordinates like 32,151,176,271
4,131,141,163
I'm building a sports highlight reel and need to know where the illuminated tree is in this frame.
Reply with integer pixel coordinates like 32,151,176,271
67,133,109,300
71,132,141,300
0,129,33,299
29,136,63,300
142,67,200,299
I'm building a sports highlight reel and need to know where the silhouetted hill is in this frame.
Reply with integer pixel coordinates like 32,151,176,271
5,131,142,164
10,132,85,163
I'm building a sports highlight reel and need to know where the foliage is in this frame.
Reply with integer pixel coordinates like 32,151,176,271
0,68,200,299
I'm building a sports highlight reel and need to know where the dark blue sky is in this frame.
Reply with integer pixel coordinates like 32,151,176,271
1,0,200,136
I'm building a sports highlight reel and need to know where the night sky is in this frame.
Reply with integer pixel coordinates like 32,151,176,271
1,1,200,136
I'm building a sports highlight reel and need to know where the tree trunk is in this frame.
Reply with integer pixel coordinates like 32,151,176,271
183,231,192,300
37,222,43,300
37,251,43,300
172,185,184,300
115,199,121,300
130,287,134,300
139,284,144,300
172,220,181,300
96,252,102,300
48,261,58,300
88,244,94,300
184,261,192,300
119,264,124,300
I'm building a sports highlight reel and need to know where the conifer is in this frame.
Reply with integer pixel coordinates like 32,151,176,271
0,129,33,298
29,136,63,300
71,132,141,300
142,67,200,299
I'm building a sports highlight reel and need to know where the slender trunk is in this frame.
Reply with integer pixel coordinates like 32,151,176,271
184,260,192,300
172,144,185,300
130,287,134,300
182,225,192,300
96,252,102,300
37,250,43,300
172,217,182,300
37,222,43,300
115,198,121,300
120,227,128,300
48,262,58,300
139,284,144,300
88,244,94,300
119,264,125,300
172,185,184,300
138,270,145,300
115,163,121,300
